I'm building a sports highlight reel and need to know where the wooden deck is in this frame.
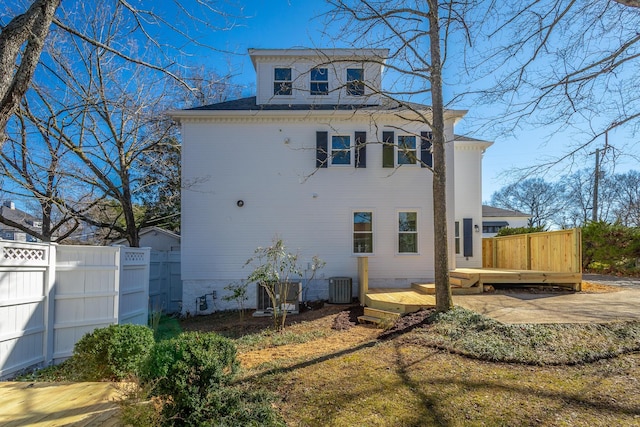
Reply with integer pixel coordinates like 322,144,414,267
453,267,582,290
362,268,583,319
0,382,123,426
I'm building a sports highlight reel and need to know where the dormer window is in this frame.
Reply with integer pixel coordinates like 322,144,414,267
274,68,292,95
310,68,328,95
347,68,364,96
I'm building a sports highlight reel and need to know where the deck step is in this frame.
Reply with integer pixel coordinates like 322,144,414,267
364,307,401,321
358,315,385,325
412,283,483,295
358,307,401,327
365,288,436,314
448,273,480,288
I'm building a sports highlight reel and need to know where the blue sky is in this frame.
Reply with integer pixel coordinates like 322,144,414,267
179,0,637,202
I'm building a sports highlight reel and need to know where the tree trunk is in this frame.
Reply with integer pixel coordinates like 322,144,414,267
0,0,60,143
428,0,453,312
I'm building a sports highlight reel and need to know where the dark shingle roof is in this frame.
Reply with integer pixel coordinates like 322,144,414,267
187,96,429,112
482,205,530,218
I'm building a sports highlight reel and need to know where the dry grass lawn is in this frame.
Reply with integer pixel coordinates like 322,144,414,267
181,284,640,427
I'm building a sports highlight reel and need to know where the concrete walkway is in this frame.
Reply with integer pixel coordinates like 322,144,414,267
453,276,640,323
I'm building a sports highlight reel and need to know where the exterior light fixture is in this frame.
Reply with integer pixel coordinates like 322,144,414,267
237,200,244,207
474,224,480,232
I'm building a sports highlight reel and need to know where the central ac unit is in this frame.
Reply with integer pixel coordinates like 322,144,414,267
254,282,302,316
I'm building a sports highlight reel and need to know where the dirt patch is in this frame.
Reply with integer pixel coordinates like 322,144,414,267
181,302,351,337
580,281,623,293
331,305,363,330
181,303,382,370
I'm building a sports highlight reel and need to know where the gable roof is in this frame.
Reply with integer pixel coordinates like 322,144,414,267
0,204,40,231
112,226,181,245
482,205,530,218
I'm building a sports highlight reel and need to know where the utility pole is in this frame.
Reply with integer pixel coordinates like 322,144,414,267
592,147,599,222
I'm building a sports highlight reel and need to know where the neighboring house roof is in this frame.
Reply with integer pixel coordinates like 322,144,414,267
482,205,530,218
112,226,181,245
0,204,41,234
0,203,42,243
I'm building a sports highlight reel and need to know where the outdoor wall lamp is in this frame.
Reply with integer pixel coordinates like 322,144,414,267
474,224,480,232
237,200,244,207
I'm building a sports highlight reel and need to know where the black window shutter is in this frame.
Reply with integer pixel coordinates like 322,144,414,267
316,131,328,168
382,131,394,168
463,218,473,257
355,131,366,168
421,131,433,168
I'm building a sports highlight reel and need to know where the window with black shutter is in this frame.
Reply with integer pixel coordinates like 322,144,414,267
463,218,473,257
382,131,394,168
316,131,328,168
421,131,433,168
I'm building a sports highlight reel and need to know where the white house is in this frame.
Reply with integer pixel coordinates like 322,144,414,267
482,205,531,237
171,48,492,314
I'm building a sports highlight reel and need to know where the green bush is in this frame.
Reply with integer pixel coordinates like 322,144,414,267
72,323,155,381
144,332,240,423
582,221,640,273
496,225,545,236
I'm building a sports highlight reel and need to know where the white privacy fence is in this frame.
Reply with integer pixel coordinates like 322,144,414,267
149,251,182,314
0,241,150,379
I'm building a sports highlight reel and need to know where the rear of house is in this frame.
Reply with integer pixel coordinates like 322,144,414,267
172,48,491,315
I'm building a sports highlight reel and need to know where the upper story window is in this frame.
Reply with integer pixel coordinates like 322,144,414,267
331,135,351,165
274,68,292,96
310,68,329,95
398,211,418,253
346,68,364,96
353,211,373,254
397,135,417,165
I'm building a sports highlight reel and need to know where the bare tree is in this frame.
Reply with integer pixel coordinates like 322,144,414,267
0,0,60,145
612,170,640,226
0,0,241,145
0,102,83,242
490,178,566,229
14,5,180,247
327,0,475,311
464,0,640,173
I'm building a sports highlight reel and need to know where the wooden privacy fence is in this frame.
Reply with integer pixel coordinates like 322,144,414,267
482,228,582,273
0,242,150,379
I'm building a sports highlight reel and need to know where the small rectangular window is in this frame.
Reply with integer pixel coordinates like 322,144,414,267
346,68,364,96
331,135,351,165
398,212,418,253
354,212,373,253
398,135,417,165
455,221,460,254
310,68,328,95
274,68,292,95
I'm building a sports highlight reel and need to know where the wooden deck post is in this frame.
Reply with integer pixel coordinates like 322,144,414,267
358,256,368,306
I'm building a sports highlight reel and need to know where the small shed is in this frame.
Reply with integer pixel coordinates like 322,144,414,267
112,226,181,251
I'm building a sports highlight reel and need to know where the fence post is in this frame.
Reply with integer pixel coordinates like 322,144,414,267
358,257,368,306
44,244,56,366
526,234,532,270
114,246,121,323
